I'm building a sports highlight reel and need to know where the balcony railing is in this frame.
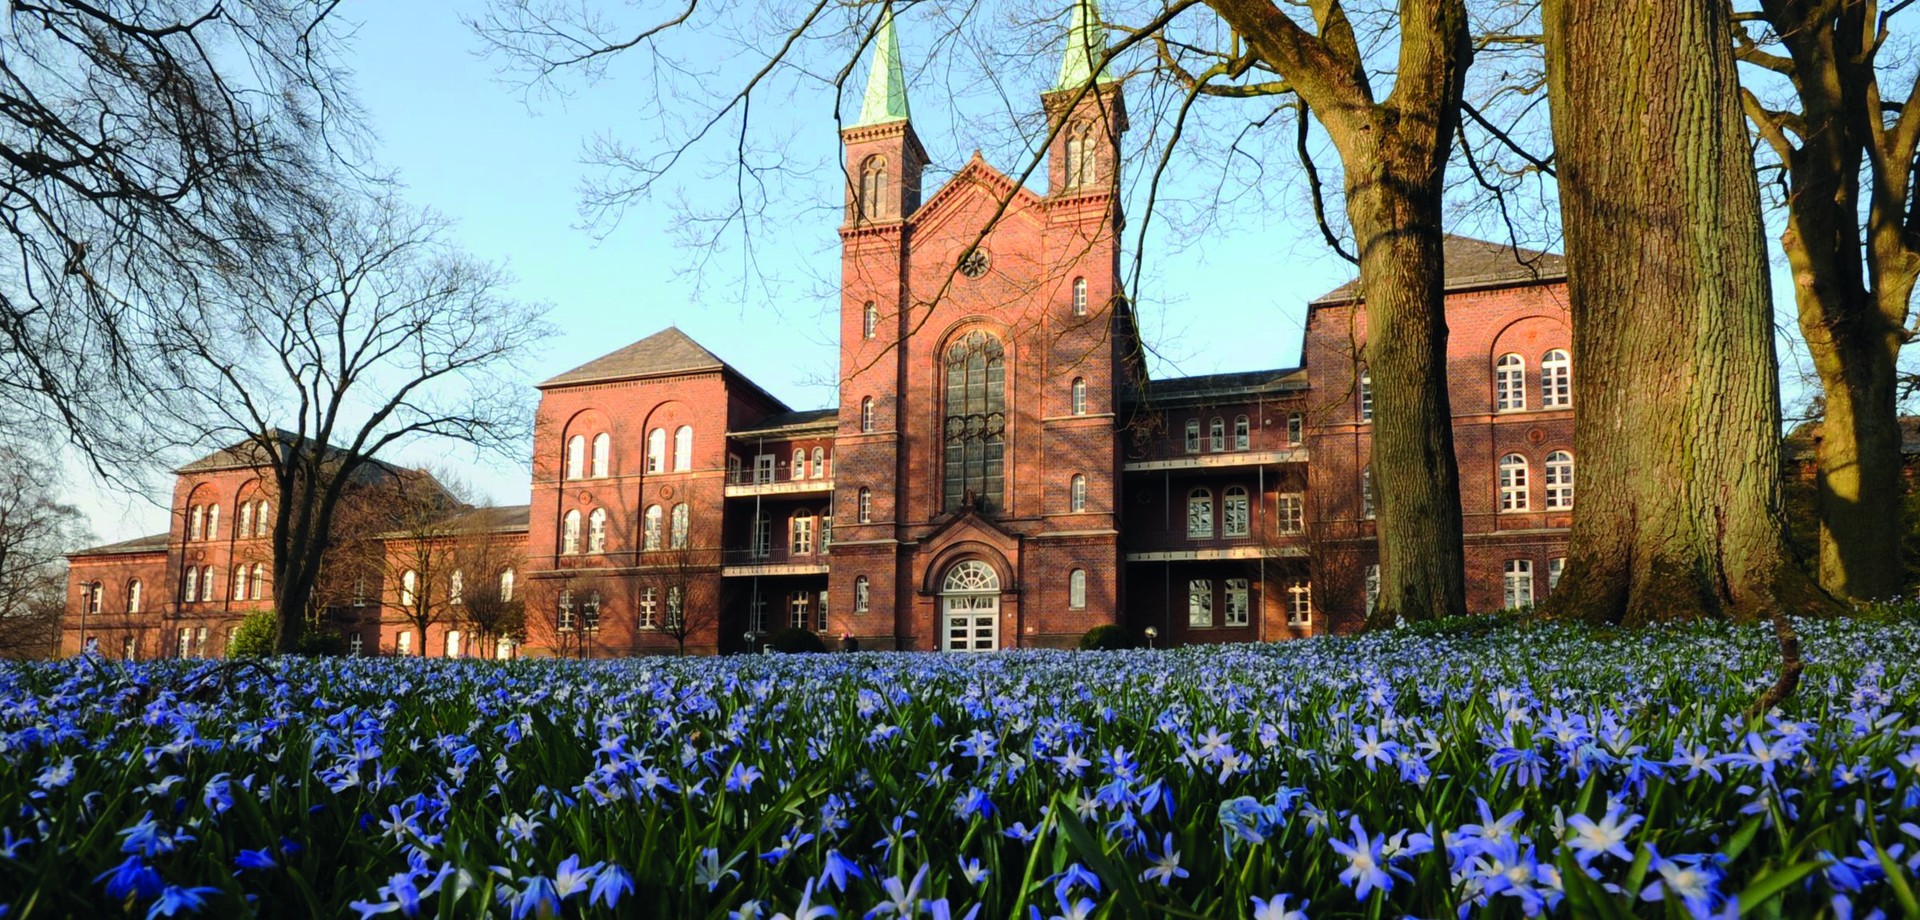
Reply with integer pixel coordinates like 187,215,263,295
1122,448,1308,472
725,464,834,497
720,546,830,576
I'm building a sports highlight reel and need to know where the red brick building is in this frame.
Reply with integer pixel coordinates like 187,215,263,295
62,6,1575,657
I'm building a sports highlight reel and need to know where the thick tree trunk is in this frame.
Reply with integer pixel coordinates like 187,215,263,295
1804,297,1906,600
1541,0,1831,627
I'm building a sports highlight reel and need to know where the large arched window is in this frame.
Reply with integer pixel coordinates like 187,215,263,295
942,331,1007,511
562,509,582,555
644,505,664,551
587,508,608,553
1496,354,1527,412
238,502,253,539
1223,486,1250,537
1545,451,1575,509
674,426,693,470
1070,474,1087,512
591,433,611,478
566,435,586,480
671,503,690,549
1542,349,1572,408
647,428,666,473
1499,454,1530,512
863,302,879,339
1071,378,1088,415
859,155,888,221
1187,488,1214,539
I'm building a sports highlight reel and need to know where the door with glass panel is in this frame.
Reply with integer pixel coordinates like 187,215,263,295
939,561,1000,652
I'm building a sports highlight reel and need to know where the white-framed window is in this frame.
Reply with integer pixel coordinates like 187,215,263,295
1071,378,1087,415
352,575,367,607
1277,493,1304,534
1234,416,1251,451
1499,454,1530,512
500,569,515,603
1549,557,1566,590
446,630,463,658
397,629,413,655
238,502,253,539
1286,413,1303,446
1545,451,1574,510
1363,468,1376,519
788,590,811,630
793,448,808,481
84,582,102,616
751,513,772,558
644,505,663,551
860,397,875,432
182,567,199,604
1187,488,1214,539
177,627,191,658
1504,559,1535,609
189,505,204,541
557,590,575,632
1286,579,1312,626
1185,420,1201,454
1360,369,1373,422
857,487,873,523
671,503,690,549
348,634,362,656
581,592,601,631
1209,417,1226,452
821,515,832,555
566,435,586,480
812,447,826,479
233,568,248,602
206,505,220,541
1365,564,1380,616
250,564,265,600
1068,569,1086,609
1495,353,1527,412
1225,578,1250,626
754,454,776,484
667,587,684,629
1187,579,1213,627
817,589,830,630
450,569,464,605
127,579,142,614
123,634,137,659
1223,486,1250,537
647,428,667,473
1070,474,1088,512
791,513,815,555
562,509,582,555
1071,277,1088,316
202,567,215,603
863,301,879,339
400,569,417,608
591,432,611,478
587,508,608,553
854,576,870,613
639,587,658,628
1541,349,1572,408
254,500,270,538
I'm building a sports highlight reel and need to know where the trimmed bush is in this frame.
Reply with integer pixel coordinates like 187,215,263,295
766,627,827,654
226,611,279,657
1077,624,1134,651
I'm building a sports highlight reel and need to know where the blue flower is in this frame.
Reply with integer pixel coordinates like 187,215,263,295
96,857,164,901
234,848,277,871
1141,834,1188,886
820,850,864,892
146,885,221,918
1328,817,1392,901
1250,894,1309,920
507,875,560,920
1565,801,1642,868
590,864,633,909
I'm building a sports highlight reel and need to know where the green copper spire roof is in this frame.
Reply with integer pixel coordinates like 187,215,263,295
1054,0,1113,90
854,7,911,127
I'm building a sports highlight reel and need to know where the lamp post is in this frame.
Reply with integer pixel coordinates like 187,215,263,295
1143,625,1158,649
743,629,757,654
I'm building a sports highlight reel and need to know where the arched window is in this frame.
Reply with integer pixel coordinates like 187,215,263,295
450,569,465,604
1234,415,1251,451
863,302,879,339
674,426,693,470
587,508,608,553
446,630,462,658
1064,125,1085,189
237,502,252,539
255,501,270,537
1223,485,1250,537
1209,417,1226,452
793,448,808,481
202,567,215,602
1542,349,1572,408
562,509,582,555
859,155,888,221
250,564,266,600
188,505,204,541
182,568,199,603
1545,451,1574,509
1187,488,1214,539
1499,454,1530,512
665,588,683,629
860,397,875,433
1070,474,1088,512
671,503,690,549
206,505,220,540
1072,277,1088,316
1495,354,1526,412
1069,569,1087,609
126,579,142,614
400,569,418,607
566,435,586,480
1287,413,1303,446
812,447,826,479
644,505,663,551
1360,369,1373,422
858,487,873,523
500,568,516,603
233,568,247,600
942,331,1007,511
1185,419,1201,454
854,576,870,612
1071,378,1088,415
591,432,611,478
647,428,666,473
791,511,816,555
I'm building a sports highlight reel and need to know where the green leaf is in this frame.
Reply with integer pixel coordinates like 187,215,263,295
1054,802,1149,919
1720,816,1764,863
1734,860,1824,917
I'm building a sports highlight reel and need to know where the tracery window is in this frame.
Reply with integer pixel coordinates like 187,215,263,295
942,331,1007,511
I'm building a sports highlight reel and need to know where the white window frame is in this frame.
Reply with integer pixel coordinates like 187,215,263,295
1071,378,1087,415
1277,492,1304,535
1223,486,1250,537
500,569,515,603
1499,454,1530,512
1072,277,1088,316
400,569,417,608
863,302,878,339
588,508,608,553
1545,451,1574,510
854,576,870,612
857,487,872,523
1070,474,1087,512
754,454,776,484
206,505,219,541
1187,488,1214,539
639,587,658,627
671,503,690,549
791,514,815,555
1360,370,1373,422
1225,578,1250,626
1504,559,1535,609
1286,579,1312,626
647,428,666,473
1363,468,1376,520
1286,413,1303,446
562,509,582,555
556,590,575,632
812,447,827,479
1549,557,1566,590
1187,578,1213,627
644,505,663,551
793,448,808,481
1495,353,1527,412
1068,569,1086,609
591,432,610,478
1541,350,1572,408
751,514,772,558
397,630,413,654
566,436,586,480
788,591,811,630
1209,417,1226,452
1185,420,1201,454
860,397,875,432
1234,415,1251,451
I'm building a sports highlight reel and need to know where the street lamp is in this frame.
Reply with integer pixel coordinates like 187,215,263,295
1143,625,1159,649
743,629,757,654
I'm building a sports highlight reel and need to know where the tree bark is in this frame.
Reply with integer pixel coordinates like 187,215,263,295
1541,0,1832,627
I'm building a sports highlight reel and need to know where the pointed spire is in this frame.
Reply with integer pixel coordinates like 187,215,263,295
855,6,911,127
1054,0,1112,90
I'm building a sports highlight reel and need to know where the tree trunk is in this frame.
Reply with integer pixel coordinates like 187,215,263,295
1541,0,1832,626
1803,291,1906,600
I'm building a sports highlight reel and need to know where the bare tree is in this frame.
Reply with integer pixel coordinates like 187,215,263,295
369,471,467,657
450,509,529,658
648,547,720,656
0,1,360,469
158,193,552,652
0,444,87,657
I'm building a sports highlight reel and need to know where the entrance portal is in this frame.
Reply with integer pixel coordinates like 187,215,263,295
939,560,1000,652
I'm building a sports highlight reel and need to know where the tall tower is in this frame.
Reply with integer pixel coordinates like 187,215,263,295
1042,0,1128,202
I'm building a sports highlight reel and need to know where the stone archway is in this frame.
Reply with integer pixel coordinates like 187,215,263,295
939,559,1001,652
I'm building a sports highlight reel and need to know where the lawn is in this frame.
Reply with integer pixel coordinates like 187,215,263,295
0,616,1915,918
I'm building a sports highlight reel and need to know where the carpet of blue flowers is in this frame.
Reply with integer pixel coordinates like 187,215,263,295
2,616,1918,919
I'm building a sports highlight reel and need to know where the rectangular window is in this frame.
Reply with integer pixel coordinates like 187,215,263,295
817,590,830,631
791,516,815,555
820,516,832,555
1286,579,1312,625
1287,413,1303,446
1068,570,1086,609
1187,579,1213,627
789,592,811,630
1363,470,1376,520
557,591,575,632
1187,493,1213,539
1276,493,1305,534
177,627,192,658
1234,417,1250,451
751,515,772,558
1360,373,1373,422
750,594,767,634
1365,564,1380,616
1223,490,1250,537
1504,560,1535,609
639,587,658,628
1209,418,1226,452
1549,557,1565,591
754,454,776,484
397,630,412,655
1185,421,1200,454
1225,579,1249,626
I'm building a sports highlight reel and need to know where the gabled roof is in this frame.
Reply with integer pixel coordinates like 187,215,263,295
68,532,170,558
909,152,1046,235
176,431,394,484
435,504,532,534
1135,368,1306,406
1311,235,1566,306
729,408,839,438
539,327,731,389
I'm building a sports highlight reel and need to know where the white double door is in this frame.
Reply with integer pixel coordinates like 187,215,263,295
942,594,999,652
